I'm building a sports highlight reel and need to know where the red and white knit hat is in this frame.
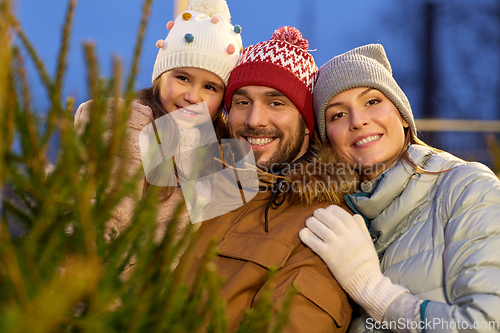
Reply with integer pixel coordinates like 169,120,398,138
224,26,318,137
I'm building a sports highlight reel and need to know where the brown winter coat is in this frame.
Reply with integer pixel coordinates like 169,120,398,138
187,148,356,332
75,100,357,330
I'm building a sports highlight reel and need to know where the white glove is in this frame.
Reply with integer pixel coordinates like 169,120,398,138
299,205,408,322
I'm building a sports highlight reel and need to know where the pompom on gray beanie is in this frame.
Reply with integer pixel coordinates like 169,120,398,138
313,43,417,141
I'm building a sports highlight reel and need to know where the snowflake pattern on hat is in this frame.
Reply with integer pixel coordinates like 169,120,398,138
237,27,318,92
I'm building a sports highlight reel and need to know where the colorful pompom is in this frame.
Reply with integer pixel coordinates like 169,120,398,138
227,44,235,55
188,0,231,22
156,39,165,49
211,16,220,24
182,12,192,20
271,26,309,50
166,21,174,30
234,25,242,34
184,33,194,43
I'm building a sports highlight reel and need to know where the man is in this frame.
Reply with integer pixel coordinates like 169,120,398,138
190,26,354,332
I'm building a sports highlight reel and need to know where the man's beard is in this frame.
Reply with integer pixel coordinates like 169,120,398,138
231,118,307,171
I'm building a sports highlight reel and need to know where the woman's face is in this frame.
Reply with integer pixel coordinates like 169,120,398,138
325,87,408,181
158,67,224,120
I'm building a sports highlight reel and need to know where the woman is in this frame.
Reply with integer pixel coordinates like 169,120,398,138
300,43,500,332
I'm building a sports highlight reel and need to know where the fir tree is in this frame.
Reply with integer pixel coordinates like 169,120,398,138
0,0,292,331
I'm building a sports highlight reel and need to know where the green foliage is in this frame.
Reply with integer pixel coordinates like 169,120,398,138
0,0,291,331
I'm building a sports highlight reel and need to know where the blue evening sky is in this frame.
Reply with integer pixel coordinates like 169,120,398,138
11,0,500,168
15,0,413,108
14,0,499,123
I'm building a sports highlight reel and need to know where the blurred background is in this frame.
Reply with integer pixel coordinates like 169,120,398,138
13,0,500,168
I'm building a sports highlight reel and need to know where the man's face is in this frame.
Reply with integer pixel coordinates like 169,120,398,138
228,86,310,170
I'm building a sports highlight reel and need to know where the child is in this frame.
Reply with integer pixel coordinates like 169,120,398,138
74,0,243,269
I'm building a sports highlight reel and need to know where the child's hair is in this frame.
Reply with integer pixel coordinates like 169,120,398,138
399,127,452,175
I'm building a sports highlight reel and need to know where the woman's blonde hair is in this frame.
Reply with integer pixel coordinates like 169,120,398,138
399,127,449,175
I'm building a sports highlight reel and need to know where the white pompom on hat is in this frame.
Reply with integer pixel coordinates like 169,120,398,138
152,0,243,86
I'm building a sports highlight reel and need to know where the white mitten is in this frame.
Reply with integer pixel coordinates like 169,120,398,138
299,205,408,322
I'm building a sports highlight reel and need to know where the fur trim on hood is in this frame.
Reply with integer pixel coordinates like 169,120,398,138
238,136,359,209
218,138,359,209
281,139,360,207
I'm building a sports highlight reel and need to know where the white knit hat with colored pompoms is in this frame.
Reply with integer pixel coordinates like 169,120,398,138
152,0,243,85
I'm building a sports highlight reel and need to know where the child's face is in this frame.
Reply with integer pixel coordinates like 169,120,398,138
158,67,225,119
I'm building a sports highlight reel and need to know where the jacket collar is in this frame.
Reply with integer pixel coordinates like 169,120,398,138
258,141,360,232
345,145,435,251
258,140,358,207
216,139,359,231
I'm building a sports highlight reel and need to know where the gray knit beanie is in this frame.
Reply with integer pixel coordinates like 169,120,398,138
313,44,416,141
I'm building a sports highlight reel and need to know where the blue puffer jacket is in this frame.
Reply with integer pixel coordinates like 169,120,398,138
346,145,500,332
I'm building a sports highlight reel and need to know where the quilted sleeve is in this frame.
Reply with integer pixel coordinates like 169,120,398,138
424,162,500,332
